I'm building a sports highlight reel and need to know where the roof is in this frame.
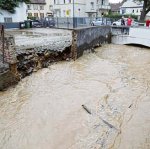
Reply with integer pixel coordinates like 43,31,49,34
110,3,122,11
28,0,46,4
121,0,143,8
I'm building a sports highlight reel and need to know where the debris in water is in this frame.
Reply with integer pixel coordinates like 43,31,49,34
128,104,133,108
82,105,92,114
99,117,118,130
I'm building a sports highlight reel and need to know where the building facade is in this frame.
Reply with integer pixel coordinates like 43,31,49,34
46,0,110,18
97,0,110,17
120,0,150,20
0,3,27,23
27,0,46,19
50,0,86,17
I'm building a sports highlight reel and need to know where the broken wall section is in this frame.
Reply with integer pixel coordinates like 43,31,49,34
0,34,19,90
71,26,111,59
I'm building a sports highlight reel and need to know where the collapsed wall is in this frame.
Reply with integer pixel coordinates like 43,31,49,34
0,27,111,90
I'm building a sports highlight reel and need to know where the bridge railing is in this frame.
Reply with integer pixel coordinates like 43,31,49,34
111,26,130,35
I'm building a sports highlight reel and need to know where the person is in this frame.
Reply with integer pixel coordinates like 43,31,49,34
146,19,150,27
127,16,132,26
121,16,125,34
127,16,132,34
121,16,125,25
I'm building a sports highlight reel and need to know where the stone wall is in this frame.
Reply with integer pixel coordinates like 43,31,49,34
71,26,111,59
0,34,19,91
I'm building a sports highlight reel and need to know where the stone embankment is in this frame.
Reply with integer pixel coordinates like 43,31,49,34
0,27,111,90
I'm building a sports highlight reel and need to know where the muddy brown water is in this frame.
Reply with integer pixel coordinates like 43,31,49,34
0,44,150,149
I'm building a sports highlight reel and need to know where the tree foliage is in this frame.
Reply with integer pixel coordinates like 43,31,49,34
138,0,150,21
0,0,30,13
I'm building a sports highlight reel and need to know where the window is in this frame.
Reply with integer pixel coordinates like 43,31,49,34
49,5,53,10
4,17,12,23
33,4,38,10
34,13,39,18
54,0,56,4
28,13,32,17
56,0,60,4
132,9,134,13
40,13,44,18
69,0,71,3
63,10,65,17
40,5,44,10
91,2,94,10
64,0,65,4
27,4,31,10
137,9,138,13
102,0,104,5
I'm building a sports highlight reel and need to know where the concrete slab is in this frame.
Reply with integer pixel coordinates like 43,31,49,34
6,28,72,52
112,27,150,47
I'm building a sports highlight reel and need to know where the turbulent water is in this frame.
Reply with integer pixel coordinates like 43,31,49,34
0,44,150,149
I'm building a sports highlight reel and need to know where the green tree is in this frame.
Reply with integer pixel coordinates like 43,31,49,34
138,0,150,22
0,0,30,13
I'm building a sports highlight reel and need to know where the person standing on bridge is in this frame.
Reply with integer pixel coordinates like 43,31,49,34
146,19,150,27
127,16,132,26
126,16,132,34
121,16,125,34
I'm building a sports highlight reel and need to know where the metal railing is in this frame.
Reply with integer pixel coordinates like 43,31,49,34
40,17,115,29
111,26,130,35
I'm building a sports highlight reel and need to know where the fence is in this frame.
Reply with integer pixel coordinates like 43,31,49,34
111,26,130,35
0,17,116,29
50,17,115,29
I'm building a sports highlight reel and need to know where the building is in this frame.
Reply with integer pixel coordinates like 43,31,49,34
50,0,87,17
110,2,122,14
45,0,110,18
0,2,27,23
27,0,46,19
120,0,150,19
85,0,97,17
97,0,110,17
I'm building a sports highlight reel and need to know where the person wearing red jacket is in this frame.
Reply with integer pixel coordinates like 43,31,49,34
146,19,150,27
127,16,132,26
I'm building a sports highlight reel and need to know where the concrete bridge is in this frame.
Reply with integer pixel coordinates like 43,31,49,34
111,26,150,47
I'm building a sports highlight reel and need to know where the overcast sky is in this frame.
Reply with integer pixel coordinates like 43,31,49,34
109,0,122,3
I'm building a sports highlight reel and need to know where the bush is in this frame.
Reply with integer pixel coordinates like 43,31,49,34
27,16,37,20
104,14,138,21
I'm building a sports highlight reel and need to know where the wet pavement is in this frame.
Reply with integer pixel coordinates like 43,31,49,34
0,44,150,149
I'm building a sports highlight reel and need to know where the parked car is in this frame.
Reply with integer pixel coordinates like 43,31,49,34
32,20,43,28
112,19,122,26
112,19,139,26
91,18,112,26
44,17,55,27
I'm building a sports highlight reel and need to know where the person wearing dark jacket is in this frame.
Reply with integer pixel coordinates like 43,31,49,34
121,16,125,25
121,16,125,34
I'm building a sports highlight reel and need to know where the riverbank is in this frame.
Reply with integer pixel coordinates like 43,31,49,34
0,44,149,149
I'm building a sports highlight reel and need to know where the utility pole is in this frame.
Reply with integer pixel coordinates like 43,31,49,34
73,0,75,28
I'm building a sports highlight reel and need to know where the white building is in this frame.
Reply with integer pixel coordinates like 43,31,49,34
51,0,86,17
120,0,150,20
97,0,110,17
0,3,27,23
27,0,46,19
46,0,110,18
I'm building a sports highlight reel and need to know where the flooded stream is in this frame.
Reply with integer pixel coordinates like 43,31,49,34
0,44,150,149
